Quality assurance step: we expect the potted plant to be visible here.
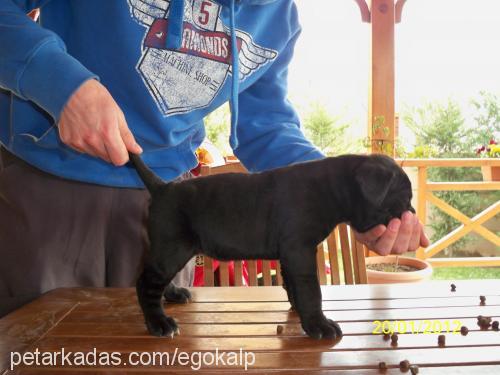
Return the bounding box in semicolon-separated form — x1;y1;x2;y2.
365;256;433;284
476;139;500;181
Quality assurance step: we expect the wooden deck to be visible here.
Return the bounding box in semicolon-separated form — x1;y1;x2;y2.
1;280;500;373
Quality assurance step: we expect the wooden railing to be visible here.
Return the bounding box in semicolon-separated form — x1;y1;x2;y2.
395;158;500;268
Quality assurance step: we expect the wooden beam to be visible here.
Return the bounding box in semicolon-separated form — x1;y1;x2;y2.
426;192;500;247
354;0;371;23
429;257;500;268
368;0;396;156
395;158;500;168
423;201;500;258
428;181;500;191
395;0;407;23
416;166;427;260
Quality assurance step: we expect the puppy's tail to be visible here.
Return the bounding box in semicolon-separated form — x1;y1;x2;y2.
129;152;164;193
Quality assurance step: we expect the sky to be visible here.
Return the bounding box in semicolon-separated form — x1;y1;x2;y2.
288;0;500;144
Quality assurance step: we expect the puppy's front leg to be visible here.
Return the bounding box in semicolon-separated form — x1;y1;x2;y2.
281;249;343;340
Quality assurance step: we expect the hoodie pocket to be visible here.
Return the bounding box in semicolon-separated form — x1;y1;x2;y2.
17;124;59;149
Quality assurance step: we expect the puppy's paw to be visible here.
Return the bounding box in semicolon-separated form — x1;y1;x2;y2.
145;314;179;338
163;285;192;304
302;316;343;340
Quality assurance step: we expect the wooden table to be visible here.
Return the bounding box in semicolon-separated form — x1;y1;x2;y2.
1;280;500;374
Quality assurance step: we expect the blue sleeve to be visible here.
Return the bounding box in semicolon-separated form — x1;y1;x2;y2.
232;24;324;172
0;1;98;122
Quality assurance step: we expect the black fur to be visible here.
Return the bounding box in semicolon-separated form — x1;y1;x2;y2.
130;153;414;339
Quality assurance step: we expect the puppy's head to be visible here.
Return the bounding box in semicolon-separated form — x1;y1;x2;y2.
349;155;414;233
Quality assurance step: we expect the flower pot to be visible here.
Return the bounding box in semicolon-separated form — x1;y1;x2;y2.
365;256;433;284
481;165;500;182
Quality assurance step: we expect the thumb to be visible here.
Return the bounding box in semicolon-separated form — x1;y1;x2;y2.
118;115;142;154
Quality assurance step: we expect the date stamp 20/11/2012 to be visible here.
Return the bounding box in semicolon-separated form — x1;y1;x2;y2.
372;320;463;335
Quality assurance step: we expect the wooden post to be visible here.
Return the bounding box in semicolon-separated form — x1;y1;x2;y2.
416;166;427;260
368;0;396;156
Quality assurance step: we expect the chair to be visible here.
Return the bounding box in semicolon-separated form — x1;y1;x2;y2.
199;161;368;286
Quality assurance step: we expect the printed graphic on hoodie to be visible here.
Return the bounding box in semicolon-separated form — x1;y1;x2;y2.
128;0;278;116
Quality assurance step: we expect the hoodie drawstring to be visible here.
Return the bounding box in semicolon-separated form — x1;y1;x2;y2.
166;0;240;149
228;0;240;149
166;0;185;50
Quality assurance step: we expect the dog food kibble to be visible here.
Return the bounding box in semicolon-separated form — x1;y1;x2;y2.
378;361;387;371
460;326;469;336
410;365;419;375
480;295;486;306
390;333;398;346
492;321;499;331
477;315;484;327
399;359;410;371
438;334;446;347
450;283;456;292
478;316;492;330
276;325;284;334
383;333;391;341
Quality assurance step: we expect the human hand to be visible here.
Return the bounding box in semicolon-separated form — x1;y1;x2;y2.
59;79;142;165
353;211;430;256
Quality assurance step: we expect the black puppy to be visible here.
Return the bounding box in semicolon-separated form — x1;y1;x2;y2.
130;153;414;339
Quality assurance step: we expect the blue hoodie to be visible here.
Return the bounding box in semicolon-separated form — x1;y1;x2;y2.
0;0;323;187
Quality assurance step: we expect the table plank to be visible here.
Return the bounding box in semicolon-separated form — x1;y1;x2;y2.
0;300;77;374
33;331;500;352
30;280;500;303
48;317;495;337
9;367;500;375
76;295;500;313
62;305;500;324
9;347;500;371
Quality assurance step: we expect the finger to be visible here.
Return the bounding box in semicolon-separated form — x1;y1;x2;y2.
66;136;99;158
67;141;87;155
391;211;414;254
408;215;422;251
354;224;386;243
84;137;111;163
372;219;400;256
419;222;430;247
118;111;142;154
102;118;129;166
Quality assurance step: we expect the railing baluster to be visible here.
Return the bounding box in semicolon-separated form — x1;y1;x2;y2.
416;165;428;260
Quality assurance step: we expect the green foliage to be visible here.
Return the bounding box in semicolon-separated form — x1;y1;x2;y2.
403;95;500;255
431;266;500;280
403;100;472;156
204;104;231;156
203;102;363;157
302;103;362;156
470;91;500;149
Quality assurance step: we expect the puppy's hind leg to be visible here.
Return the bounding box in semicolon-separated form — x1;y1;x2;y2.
280;264;296;311
164;280;192;303
136;237;195;338
281;247;342;340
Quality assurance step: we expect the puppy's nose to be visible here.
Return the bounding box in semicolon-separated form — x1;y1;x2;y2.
409;206;416;214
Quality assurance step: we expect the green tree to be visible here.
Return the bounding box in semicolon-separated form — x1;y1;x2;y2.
302;103;361;156
470;91;500;149
404;100;472;156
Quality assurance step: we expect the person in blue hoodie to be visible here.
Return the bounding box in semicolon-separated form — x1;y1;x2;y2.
0;0;429;317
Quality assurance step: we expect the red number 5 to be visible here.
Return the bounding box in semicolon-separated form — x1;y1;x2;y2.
198;1;212;25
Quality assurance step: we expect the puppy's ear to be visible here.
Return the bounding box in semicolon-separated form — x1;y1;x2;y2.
355;159;396;207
